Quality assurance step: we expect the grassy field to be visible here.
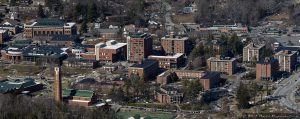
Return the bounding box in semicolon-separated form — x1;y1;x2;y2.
118;111;176;119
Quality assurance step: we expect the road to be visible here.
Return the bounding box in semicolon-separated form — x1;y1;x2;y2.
273;72;300;112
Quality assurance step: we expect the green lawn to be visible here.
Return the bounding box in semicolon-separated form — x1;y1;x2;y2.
118;111;176;119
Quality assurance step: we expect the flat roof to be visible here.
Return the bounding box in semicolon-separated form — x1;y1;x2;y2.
201;72;220;79
275;50;297;56
95;40;126;49
161;36;188;41
207;57;236;61
0;29;7;33
244;43;265;49
149;53;184;59
130;60;157;68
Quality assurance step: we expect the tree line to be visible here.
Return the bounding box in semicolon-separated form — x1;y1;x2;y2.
195;0;281;26
0;94;121;119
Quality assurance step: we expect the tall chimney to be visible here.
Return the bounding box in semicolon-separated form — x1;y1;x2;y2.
54;67;62;102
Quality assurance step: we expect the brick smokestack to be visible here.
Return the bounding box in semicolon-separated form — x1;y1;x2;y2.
54;67;62;102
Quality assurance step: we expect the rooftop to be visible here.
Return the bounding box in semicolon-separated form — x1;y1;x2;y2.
130;32;151;39
275;46;300;52
25;19;75;27
257;58;278;64
22;45;67;57
130;60;157;69
51;35;79;41
201;72;220;79
63;89;94;98
0;78;39;93
95;40;126;49
0;29;7;33
207;56;236;61
275;50;297;56
148;53;184;59
161;36;189;41
244;43;265;49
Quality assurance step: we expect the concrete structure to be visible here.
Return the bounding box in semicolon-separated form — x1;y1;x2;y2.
24;19;77;39
161;36;189;55
274;50;297;73
95;40;127;62
127;33;152;63
256;58;279;80
128;60;159;80
54;67;62;102
243;43;266;62
148;53;184;69
207;55;237;75
155;86;183;104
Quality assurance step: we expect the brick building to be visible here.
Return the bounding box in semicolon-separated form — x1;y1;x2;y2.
161;36;189;55
127;33;152;62
155;86;183;104
256;58;279;80
156;71;178;85
95;40;127;62
207;55;237;75
243;43;266;62
48;35;79;47
63;89;97;107
175;70;205;79
274;50;297;73
148;53;184;69
199;72;220;91
156;70;220;91
128;60;159;80
0;29;9;44
24;19;77;39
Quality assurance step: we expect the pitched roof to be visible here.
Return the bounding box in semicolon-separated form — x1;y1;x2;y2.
63;89;94;98
51;35;78;41
35;19;65;27
0;78;37;93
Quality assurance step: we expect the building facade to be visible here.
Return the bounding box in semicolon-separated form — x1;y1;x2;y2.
24;19;77;39
127;33;152;62
128;60;159;80
95;40;127;62
148;53;184;69
161;36;189;55
243;43;266;62
0;29;9;44
155;86;183;104
207;55;237;75
256;58;279;80
63;89;97;107
274;50;297;73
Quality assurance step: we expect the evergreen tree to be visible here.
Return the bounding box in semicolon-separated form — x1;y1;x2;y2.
236;83;251;109
80;19;88;34
87;1;97;22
